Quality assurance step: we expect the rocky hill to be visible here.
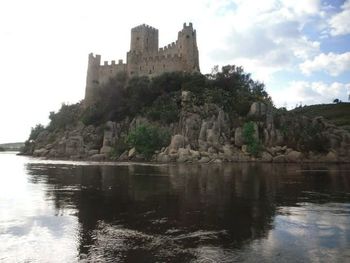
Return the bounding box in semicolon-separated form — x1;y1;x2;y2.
21;66;350;163
292;103;350;131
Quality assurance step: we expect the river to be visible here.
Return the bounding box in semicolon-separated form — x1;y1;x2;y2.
1;152;350;262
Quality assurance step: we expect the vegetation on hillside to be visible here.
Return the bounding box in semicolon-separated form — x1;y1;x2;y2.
81;65;272;126
292;103;350;131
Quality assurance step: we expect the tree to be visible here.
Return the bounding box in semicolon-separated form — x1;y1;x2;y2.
29;124;45;141
127;124;170;159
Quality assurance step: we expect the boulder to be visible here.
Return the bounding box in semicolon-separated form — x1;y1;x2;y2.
33;148;48;157
248;102;267;117
157;153;170;163
261;152;273;162
90;154;106;161
169;134;187;153
234;128;244;147
177;148;191;162
88;149;99;156
198;156;210;163
128;147;136;158
324;151;338;162
100;146;113;155
286;150;302;162
190;150;200;159
222;144;233;157
273;155;286;163
118;150;129;161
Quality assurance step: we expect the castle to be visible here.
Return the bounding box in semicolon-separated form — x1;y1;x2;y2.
85;22;200;104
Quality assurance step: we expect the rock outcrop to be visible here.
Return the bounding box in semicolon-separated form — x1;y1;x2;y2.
23;96;350;163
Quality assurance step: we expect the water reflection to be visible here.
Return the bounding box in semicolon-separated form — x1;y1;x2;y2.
1;152;350;262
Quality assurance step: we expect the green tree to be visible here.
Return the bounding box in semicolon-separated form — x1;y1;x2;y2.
127;124;170;159
243;121;262;156
29;124;45;141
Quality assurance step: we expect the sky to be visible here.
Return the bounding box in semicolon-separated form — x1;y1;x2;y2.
0;0;349;143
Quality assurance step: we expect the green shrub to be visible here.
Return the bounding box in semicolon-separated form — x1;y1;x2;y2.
127;124;170;159
146;93;180;124
243;121;262;156
48;103;81;131
111;138;129;157
81;103;106;126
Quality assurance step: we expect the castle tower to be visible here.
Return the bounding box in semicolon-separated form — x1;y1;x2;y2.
177;22;200;72
130;24;159;53
127;24;159;76
85;53;101;105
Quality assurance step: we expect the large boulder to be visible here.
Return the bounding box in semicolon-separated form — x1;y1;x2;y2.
169;134;187;153
248;102;267;117
177;148;191;163
273;155;286;163
286;150;302;163
261;152;273;162
323;151;338;162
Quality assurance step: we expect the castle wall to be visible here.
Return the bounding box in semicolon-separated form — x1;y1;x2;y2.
98;60;127;85
137;54;184;76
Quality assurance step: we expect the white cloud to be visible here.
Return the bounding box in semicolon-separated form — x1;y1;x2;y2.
209;0;322;83
300;52;350;76
329;0;350;36
270;81;350;108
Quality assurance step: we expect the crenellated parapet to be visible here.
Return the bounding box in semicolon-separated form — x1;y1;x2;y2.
85;23;200;105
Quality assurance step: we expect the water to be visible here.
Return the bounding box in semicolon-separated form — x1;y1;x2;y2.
1;152;350;262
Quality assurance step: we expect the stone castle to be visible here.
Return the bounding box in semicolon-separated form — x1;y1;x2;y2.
85;22;200;104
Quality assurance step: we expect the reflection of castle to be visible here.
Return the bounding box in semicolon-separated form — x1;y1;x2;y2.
85;23;200;104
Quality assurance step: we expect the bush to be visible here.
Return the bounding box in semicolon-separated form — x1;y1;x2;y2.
81;103;106;126
146;93;180;124
127;124;170;159
48;103;81;131
243;121;262;156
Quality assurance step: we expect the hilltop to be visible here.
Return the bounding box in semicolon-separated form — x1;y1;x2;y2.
292;103;350;131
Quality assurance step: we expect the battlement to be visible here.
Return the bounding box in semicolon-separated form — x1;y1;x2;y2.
183;22;193;29
131;24;158;32
101;59;125;66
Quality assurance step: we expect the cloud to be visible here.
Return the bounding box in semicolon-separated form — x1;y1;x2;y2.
300;52;350;76
329;0;350;36
270;81;350;108
211;23;320;82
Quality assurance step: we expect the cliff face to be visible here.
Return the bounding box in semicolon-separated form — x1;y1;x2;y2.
23;91;350;163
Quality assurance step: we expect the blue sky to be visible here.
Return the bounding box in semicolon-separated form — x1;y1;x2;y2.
0;0;349;143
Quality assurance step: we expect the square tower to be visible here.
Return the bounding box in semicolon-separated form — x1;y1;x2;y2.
130;24;159;54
